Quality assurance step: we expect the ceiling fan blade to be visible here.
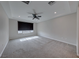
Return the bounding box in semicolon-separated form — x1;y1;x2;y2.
38;16;41;17
33;9;36;14
36;17;39;20
32;14;35;16
36;12;43;15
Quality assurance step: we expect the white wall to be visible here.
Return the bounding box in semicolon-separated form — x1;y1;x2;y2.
0;3;9;57
37;13;77;46
9;19;37;39
77;6;79;56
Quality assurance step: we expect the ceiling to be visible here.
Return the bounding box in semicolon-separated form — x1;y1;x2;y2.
0;1;78;23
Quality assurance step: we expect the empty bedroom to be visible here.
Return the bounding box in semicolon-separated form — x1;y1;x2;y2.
0;1;79;58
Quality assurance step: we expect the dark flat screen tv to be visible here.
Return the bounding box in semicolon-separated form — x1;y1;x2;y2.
18;21;33;31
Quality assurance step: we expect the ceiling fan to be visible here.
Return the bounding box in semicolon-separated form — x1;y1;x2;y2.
28;9;42;20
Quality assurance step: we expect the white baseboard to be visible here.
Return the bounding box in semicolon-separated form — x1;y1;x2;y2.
0;41;9;57
39;35;76;46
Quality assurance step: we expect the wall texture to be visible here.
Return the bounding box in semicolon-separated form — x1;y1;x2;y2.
0;3;9;57
9;19;37;39
37;13;77;46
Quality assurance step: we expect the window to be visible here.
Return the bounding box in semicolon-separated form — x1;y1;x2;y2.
18;21;33;31
18;21;34;34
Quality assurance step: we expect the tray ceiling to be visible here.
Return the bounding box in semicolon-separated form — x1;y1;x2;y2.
0;1;78;23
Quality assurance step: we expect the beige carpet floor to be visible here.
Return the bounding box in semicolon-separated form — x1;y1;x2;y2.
1;36;78;58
